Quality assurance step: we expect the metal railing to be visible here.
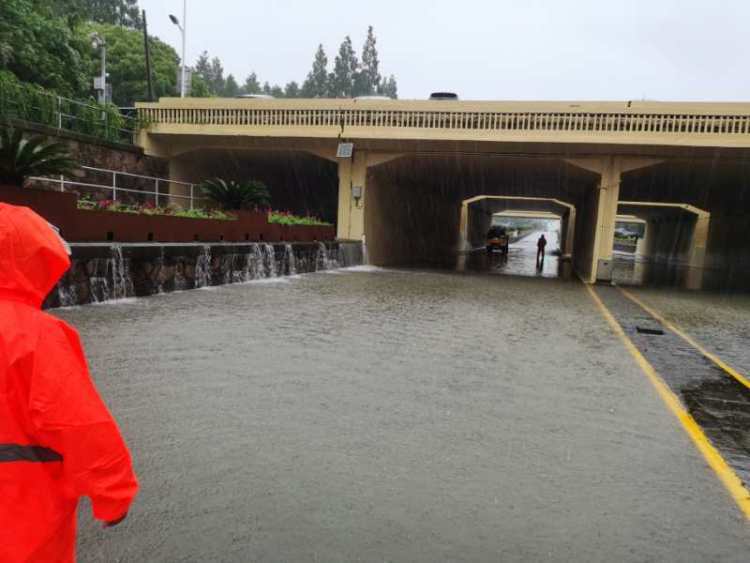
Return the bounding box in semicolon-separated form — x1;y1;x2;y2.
29;166;204;209
0;84;139;144
137;104;750;137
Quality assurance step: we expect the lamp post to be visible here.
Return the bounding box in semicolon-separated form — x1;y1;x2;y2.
90;32;107;104
169;0;187;98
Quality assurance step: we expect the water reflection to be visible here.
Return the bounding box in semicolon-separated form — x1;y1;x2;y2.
457;230;571;280
612;252;702;290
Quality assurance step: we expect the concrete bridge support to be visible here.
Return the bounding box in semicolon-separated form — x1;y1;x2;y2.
566;157;661;282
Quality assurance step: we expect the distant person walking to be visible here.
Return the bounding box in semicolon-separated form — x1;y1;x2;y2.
536;234;547;267
0;204;139;563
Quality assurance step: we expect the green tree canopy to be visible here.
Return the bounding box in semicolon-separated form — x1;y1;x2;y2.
284;81;300;98
80;22;178;106
330;36;358;98
380;75;398;99
0;0;89;96
354;25;381;96
75;0;141;27
242;72;261;94
301;44;329;98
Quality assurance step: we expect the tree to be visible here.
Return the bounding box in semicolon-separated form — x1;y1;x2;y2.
380;74;398;99
0;0;89;96
74;0;141;27
223;74;239;97
301;44;329;98
190;73;211;97
270;84;284;98
0;127;77;187
79;22;178;106
193;51;225;96
284;81;300;98
262;82;272;95
209;57;225;94
330;36;358;98
201;178;271;211
354;25;381;96
242;72;261;94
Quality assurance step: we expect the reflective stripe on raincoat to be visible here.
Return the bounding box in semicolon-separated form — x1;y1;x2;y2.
0;203;138;562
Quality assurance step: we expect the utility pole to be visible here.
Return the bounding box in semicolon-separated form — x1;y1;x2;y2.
142;10;155;101
170;0;188;97
181;0;187;98
91;32;107;104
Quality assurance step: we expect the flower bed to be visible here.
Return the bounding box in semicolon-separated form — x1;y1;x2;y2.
77;197;236;221
1;186;336;243
269;210;332;226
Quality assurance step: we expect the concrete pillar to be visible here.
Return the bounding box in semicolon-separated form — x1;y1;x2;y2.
563;208;576;258
566;156;661;283
458;203;471;251
593;157;622;282
336;150;368;241
686;211;710;290
168;157;201;209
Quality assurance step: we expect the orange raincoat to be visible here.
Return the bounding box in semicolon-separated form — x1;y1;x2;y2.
0;203;138;562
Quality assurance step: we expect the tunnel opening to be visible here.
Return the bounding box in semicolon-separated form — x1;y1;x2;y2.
619;156;750;292
457;196;573;280
364;154;597;279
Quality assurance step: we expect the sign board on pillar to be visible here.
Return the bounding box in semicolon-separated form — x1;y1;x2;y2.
336;143;354;159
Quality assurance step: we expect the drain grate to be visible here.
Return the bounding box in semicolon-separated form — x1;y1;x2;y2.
636;325;665;335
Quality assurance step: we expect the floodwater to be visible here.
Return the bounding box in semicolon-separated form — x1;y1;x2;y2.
460;229;565;279
54;269;750;562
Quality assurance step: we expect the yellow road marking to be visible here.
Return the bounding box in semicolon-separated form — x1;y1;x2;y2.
584;284;750;520
619;288;750;391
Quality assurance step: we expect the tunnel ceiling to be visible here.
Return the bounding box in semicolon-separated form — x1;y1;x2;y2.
620;156;750;213
368;154;599;205
472;198;570;217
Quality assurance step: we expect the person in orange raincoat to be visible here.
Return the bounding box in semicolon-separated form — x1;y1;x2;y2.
0;203;139;562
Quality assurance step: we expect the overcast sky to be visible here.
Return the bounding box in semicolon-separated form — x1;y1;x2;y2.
138;0;749;101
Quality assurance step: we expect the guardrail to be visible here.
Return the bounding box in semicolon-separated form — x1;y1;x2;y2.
29;166;204;209
0;83;138;144
136;101;750;137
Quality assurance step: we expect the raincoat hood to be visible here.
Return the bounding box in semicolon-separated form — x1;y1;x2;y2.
0;203;70;307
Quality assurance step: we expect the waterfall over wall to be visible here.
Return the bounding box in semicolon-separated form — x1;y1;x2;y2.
49;242;363;308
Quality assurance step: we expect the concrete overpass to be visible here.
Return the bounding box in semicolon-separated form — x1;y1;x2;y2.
135;97;750;285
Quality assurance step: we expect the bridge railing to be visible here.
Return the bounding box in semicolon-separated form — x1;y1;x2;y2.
137;103;750;137
29;165;204;209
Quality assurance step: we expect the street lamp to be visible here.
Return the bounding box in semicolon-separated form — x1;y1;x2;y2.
90;32;107;104
169;0;187;98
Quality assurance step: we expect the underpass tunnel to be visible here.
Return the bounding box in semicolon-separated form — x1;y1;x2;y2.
363;154;597;269
613;202;709;289
168;148;338;222
620;157;750;290
461;196;574;258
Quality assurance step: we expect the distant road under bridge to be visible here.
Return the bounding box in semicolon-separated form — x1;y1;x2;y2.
135;98;750;286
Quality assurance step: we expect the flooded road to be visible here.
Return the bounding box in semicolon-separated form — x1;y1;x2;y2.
461;230;564;279
55;269;749;562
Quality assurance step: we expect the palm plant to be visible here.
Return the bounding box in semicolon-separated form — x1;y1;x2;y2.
200;178;271;211
0;126;77;187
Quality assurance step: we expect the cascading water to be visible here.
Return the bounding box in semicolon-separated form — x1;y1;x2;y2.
194;245;212;288
316;242;339;271
285;244;297;275
111;244;134;300
263;244;278;278
57;282;78;307
50;241;363;307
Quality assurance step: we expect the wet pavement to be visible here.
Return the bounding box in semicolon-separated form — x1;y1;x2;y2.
628;288;750;378
54;270;750;562
594;285;750;489
460;230;564;279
